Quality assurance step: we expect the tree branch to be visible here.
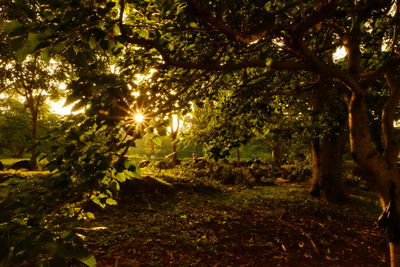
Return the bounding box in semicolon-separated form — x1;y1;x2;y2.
290;33;365;95
293;0;339;34
382;72;400;165
187;0;277;44
121;32;308;72
359;58;400;84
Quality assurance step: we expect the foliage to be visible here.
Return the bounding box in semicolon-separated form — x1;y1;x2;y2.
0;98;62;158
0;174;96;266
0;99;31;157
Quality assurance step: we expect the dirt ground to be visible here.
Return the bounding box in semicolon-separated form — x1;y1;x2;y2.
82;176;388;267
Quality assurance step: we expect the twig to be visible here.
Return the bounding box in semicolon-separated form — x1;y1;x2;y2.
278;218;320;254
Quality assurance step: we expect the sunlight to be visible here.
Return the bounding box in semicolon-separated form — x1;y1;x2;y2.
134;112;145;123
48;98;84;116
333;46;346;61
49;100;71;115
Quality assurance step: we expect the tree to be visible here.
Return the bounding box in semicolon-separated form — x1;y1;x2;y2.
0;98;31;157
0;24;67;168
3;0;400;264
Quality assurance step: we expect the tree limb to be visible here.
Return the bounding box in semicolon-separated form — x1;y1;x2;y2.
382;72;400;165
187;0;277;44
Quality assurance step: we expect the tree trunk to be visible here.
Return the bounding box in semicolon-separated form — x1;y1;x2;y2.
170;114;180;167
347;92;400;266
16;147;25;158
171;142;178;166
30;110;38;170
309;132;348;203
391;243;400;267
309;86;348;203
235;147;240;163
271;142;283;167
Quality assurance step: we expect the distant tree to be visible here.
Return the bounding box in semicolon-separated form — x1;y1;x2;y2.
0;49;67;168
0;98;31;157
0;97;62;158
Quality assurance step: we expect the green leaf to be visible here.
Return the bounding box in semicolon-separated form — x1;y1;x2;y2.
71;100;85;112
73;45;80;54
10;37;25;52
139;29;149;38
106;198;117;205
115;172;126;182
76;253;96;267
110;180;120;193
89;36;97;49
50;41;66;54
15;48;28;62
266;58;273;67
152;136;162;146
26;32;43;52
2;21;23;34
86;212;95;219
91;197;105;208
40;48;51;64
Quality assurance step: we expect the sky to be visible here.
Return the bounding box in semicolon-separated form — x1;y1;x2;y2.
48;99;74;115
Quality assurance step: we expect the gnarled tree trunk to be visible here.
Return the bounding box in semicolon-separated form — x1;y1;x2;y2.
347;87;400;266
309;86;348;203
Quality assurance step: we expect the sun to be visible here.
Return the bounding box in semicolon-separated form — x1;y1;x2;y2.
134;112;145;123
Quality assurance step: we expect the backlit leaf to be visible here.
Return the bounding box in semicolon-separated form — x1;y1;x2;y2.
106;198;117;205
2;21;23;34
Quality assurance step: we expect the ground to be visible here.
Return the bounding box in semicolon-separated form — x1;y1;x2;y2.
78;169;388;267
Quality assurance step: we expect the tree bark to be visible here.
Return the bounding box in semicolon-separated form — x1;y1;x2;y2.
29;104;38;170
271;142;283;167
170;114;180;166
16;147;25;158
347;91;400;266
235;147;240;163
309;132;348;203
171;142;178;166
390;243;400;267
309;86;348;203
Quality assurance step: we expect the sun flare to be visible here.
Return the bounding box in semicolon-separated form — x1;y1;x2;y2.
134;113;145;123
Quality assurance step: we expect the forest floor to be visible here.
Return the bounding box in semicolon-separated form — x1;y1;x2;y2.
81;168;388;267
